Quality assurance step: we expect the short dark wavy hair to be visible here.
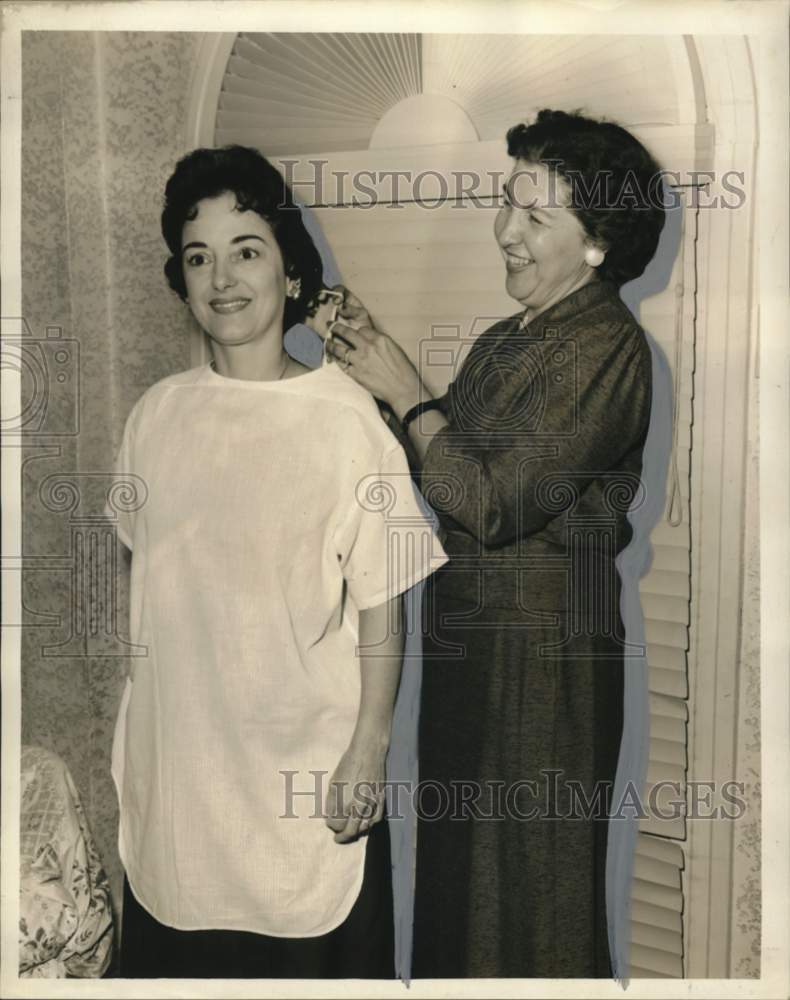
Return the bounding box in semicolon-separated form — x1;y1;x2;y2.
161;145;323;329
506;110;666;287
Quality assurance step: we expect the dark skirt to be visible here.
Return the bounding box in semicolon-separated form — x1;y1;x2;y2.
412;578;625;978
120;817;394;979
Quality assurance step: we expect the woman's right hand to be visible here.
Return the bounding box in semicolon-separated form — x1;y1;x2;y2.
325;739;387;844
325;287;425;416
333;285;374;330
304;287;347;340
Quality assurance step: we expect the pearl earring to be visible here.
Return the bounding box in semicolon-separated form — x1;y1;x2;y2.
288;279;302;300
584;247;605;268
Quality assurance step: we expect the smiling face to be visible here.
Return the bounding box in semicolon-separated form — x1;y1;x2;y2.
181;191;298;348
494;160;598;315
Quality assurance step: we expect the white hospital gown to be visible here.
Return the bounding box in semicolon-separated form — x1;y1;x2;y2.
109;361;447;936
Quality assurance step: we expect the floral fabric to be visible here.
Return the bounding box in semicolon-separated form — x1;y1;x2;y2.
19;746;114;978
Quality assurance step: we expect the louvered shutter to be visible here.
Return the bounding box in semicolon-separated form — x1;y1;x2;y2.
638;217;695;842
631;835;685;977
206;31;702;980
624;199;698;978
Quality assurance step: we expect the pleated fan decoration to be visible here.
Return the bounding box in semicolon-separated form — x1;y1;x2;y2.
217;33;423;155
420;34;682;138
215;33;681;156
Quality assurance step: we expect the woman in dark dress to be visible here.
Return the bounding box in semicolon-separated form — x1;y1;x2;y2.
326;109;666;978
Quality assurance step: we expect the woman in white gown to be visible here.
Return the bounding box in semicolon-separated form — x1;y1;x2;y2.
109;145;446;978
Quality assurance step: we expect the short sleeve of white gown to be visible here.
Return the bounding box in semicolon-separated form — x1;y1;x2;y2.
335;441;448;611
104;398;145;551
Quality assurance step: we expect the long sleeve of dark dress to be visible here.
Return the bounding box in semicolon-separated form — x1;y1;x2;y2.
419;278;652;613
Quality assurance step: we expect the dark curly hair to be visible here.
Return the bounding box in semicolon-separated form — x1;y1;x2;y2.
161;145;323;329
506;110;666;287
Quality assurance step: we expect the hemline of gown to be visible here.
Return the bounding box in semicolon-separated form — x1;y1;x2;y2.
120;818;395;980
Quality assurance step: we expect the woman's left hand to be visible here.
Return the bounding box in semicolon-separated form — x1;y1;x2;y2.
325;738;387;844
327;288;424;416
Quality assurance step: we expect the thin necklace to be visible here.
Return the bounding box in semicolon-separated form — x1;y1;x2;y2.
210;355;290;380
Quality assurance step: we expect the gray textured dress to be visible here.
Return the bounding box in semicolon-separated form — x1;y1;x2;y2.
411;279;653;978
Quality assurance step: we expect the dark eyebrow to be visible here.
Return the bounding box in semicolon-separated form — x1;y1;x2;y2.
182;235;268;254
231;234;268;245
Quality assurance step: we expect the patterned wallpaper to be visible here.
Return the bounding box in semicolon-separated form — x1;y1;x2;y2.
21;31;200;925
